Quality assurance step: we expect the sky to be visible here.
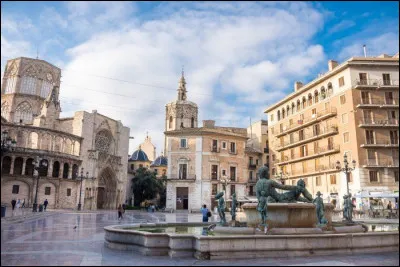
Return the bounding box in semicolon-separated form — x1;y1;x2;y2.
1;1;399;157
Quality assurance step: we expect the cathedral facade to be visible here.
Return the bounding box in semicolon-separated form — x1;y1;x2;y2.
1;57;130;210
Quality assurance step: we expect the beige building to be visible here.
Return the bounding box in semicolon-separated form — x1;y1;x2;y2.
164;73;266;211
265;53;399;206
1;57;130;210
140;134;156;161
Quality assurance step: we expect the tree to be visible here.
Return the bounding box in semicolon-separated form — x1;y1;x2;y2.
131;167;165;207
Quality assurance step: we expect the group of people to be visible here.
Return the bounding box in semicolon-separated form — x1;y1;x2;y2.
11;199;49;211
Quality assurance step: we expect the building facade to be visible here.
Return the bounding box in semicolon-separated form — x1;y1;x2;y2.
265;53;399;206
1;57;130;210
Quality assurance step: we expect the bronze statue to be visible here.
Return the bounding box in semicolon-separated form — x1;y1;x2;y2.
257;190;268;226
231;192;237;221
215;191;226;225
343;193;355;222
313;191;327;225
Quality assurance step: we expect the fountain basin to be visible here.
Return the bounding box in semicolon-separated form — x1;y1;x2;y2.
241;203;334;228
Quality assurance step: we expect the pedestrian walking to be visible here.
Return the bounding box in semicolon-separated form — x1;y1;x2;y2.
44;199;49;211
11;199;16;211
21;199;26;208
200;204;210;222
117;204;124;221
16;199;21;209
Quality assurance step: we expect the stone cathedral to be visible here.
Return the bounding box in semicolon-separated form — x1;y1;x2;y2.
1;57;130;210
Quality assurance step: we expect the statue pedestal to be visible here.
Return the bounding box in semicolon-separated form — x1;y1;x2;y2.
242;203;334;228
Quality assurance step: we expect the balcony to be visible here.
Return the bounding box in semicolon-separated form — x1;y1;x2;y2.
276;125;338;152
276;144;340;165
353;79;399;90
360;138;399;148
248;163;257;170
362;159;399;168
275;107;337;137
264;148;269;153
356;98;399;109
228;150;238;155
12;147;81;161
168;176;196;181
211;146;220;153
358;119;399;128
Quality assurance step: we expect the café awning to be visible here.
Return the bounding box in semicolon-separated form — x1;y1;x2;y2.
354;191;399;198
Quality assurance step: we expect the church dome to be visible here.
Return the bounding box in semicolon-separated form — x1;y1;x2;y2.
151;155;168;167
129;148;149;162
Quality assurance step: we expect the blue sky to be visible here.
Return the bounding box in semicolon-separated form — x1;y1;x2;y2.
1;1;399;155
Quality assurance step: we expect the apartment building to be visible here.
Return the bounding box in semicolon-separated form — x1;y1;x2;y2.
265;53;399;206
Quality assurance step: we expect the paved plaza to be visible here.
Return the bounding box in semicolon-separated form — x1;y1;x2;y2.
1;210;399;266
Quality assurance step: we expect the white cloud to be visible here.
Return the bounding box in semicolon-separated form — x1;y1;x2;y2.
328;20;356;34
40;7;68;29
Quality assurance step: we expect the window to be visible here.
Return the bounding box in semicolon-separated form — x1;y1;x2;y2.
299;130;304;141
222;170;226;176
363;110;373;123
312;108;317;117
385;92;394;105
328;137;334;150
256;159;259;165
321;87;326;100
361;92;370;104
389;110;397;120
14;102;33;124
314;91;319;103
40;81;52;98
277;110;281;121
313;141;319;153
366;130;374;144
211;165;218;180
300;145;307;157
330;174;336;185
212;140;218;152
212;184;218;195
180;138;187;148
249;171;253;180
308;94;312;106
338;77;345;87
290;148;295;159
5;76;17;94
382;73;391;85
342;113;348;123
390;131;398;145
191;117;194;128
280;137;284;147
313;124;320;136
369;171;378;182
270;114;274;122
249;186;254;196
21;76;37;95
222;142;227;149
395;171;399;182
297;100;301;111
289;133;294;143
230;166;236;181
12;185;19;194
179;164;187;179
359;73;367;84
230;142;236;153
67;188;71;196
230;184;235;195
340;95;346;105
343;132;349;143
169;116;173;129
280;123;283;133
316;176;321;186
280;152;285;161
45;187;51;195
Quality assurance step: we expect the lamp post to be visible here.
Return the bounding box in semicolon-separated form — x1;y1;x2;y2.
32;156;48;212
77;168;89;211
336;153;356;197
1;130;16;156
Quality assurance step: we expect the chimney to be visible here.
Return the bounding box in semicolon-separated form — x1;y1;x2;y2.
202;120;215;128
328;60;338;71
294;81;303;91
363;45;367;58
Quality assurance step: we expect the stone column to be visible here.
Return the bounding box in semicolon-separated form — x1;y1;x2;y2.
59;162;64;178
9;156;15;175
22;158;27;176
47;159;53;178
68;164;73;179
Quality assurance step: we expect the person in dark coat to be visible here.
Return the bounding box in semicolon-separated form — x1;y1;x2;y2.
11;199;17;211
44;199;49;211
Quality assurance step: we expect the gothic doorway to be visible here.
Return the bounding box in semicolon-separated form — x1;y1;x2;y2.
96;167;117;209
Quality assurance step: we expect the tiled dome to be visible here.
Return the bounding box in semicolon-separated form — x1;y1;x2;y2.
151;155;168;167
129;148;149;162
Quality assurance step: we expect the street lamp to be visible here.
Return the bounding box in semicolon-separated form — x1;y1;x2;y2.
32;156;48;212
77;168;95;211
336;153;356;196
1;130;16;156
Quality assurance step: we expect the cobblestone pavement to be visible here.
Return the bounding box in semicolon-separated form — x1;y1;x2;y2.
1;210;399;266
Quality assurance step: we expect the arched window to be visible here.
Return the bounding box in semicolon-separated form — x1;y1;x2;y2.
63;163;69;178
5;77;16;94
52;161;60;178
327;82;333;96
72;164;79;179
191;117;194;128
38;159;48;177
1;102;9;119
2;156;11;174
296;100;301;111
308;93;313;106
14;102;33;124
277;110;281;121
321;87;326;100
40;81;52;98
286;105;290;116
25;158;34;175
169;116;173;129
13;157;23;175
282;108;285;119
302;97;307;109
314;90;319;103
20;76;37;95
291;103;295;114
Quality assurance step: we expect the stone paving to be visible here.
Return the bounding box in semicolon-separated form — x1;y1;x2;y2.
1;210;399;266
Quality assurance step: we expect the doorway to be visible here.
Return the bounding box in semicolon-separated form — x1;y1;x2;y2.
176;187;188;210
97;187;105;209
